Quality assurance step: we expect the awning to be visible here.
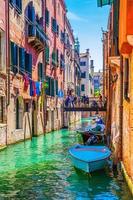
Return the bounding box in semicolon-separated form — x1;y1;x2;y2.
97;0;113;7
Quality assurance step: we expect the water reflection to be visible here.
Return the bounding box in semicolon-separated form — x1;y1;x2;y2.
0;121;132;199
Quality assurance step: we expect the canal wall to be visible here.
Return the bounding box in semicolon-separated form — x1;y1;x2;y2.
121;162;133;196
63;112;81;127
0;124;7;148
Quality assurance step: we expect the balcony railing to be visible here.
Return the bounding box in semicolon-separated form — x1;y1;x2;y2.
27;22;48;52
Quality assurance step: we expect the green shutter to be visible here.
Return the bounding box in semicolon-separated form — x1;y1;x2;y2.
52;50;57;66
97;0;113;7
55;80;58;96
45;9;49;26
45;46;49;63
38;63;44;81
50;78;55;97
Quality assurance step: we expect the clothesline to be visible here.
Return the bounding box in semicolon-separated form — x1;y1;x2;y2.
10;64;47;83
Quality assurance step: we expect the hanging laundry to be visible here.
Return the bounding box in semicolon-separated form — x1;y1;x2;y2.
30;80;36;97
35;82;41;96
23;75;29;91
30;80;33;96
32;81;36;97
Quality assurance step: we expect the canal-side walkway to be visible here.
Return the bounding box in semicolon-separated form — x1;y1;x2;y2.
0;122;132;199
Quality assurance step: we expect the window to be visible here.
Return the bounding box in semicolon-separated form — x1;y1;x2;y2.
61;31;65;43
19;47;25;74
81;72;86;78
56;24;59;36
55;80;58;95
97;0;113;7
10;0;22;14
45;76;56;97
52;50;57;66
10;41;32;77
45;8;50;26
0;97;6;123
25;52;32;78
80;61;86;66
45;46;50;63
38;62;44;81
124;58;130;101
16;98;23;129
51;78;55;97
81;84;85;92
10;41;19;74
60;54;65;69
0;31;6;72
51;18;57;33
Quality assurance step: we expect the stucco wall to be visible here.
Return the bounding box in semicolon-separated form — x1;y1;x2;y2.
122;50;133;179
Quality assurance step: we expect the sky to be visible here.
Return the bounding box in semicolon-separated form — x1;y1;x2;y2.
65;0;110;71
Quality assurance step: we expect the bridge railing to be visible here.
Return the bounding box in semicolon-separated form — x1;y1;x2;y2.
63;97;107;110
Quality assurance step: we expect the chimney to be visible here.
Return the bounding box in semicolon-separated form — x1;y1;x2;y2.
86;48;89;54
90;60;94;75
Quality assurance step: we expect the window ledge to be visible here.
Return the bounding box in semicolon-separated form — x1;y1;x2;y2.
0;124;7;128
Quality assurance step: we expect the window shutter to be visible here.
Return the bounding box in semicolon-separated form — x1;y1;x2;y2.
25;52;32;77
29;54;32;78
9;0;15;5
56;24;59;35
10;41;14;72
16;0;22;14
28;5;32;20
45;46;49;63
50;78;55;97
55;80;58;96
19;47;25;74
52;18;57;33
38;62;44;81
45;9;50;26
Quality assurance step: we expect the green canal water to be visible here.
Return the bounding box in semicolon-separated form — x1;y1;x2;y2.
0;121;132;199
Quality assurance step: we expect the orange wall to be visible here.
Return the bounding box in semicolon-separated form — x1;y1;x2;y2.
0;0;5;31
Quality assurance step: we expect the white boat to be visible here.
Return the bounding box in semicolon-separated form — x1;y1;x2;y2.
69;144;111;173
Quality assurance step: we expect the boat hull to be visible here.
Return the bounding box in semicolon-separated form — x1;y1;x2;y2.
69;145;111;173
70;154;108;173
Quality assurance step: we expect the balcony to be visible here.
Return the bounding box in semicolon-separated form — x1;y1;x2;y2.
27;22;48;53
119;0;133;54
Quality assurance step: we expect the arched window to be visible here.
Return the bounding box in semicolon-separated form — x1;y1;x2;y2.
25;2;36;36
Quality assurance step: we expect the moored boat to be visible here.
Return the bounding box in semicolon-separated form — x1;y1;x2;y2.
69;144;111;173
80;129;105;144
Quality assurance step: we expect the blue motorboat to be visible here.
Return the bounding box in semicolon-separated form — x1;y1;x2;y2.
69;144;111;173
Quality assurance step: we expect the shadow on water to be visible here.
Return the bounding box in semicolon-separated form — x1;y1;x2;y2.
0;120;132;199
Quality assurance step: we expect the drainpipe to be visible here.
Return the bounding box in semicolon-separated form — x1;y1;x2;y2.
102;33;105;98
5;0;10;145
6;1;10;106
42;0;47;133
119;55;123;161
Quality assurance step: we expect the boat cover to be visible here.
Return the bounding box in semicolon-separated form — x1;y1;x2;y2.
69;144;111;163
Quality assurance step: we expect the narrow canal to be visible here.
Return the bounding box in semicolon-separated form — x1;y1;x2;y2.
0;120;132;199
